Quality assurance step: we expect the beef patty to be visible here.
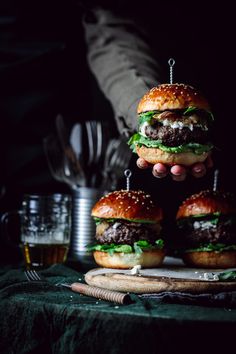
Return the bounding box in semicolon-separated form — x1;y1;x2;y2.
95;220;161;245
145;122;209;147
178;219;236;249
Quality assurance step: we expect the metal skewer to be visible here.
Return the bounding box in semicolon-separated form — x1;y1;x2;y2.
213;169;219;191
168;58;175;84
124;169;132;191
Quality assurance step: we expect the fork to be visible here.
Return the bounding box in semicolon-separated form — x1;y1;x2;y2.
55;115;86;187
43;134;86;188
43;134;74;187
85;120;104;187
24;270;131;305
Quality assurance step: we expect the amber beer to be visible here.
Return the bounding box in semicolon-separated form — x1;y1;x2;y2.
20;194;71;268
22;242;70;268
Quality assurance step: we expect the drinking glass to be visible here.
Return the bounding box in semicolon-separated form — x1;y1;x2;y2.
1;193;71;268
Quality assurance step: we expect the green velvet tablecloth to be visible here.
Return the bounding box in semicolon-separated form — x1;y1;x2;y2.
0;264;236;354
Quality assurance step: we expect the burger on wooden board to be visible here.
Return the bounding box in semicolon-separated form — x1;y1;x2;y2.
89;190;165;269
176;190;236;268
128;83;214;166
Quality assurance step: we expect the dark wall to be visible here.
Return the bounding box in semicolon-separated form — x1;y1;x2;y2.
1;0;235;204
95;0;235;195
110;0;236;227
0;0;235;262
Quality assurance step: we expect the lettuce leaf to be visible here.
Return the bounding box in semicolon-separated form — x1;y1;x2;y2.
177;213;236;228
138;111;159;125
218;271;236;281
189;212;221;218
93;216;158;225
87;239;164;254
186;243;236;253
183;106;214;121
137;107;214;125
128;133;213;155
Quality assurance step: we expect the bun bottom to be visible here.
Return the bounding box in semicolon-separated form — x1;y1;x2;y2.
183;251;236;268
136;145;209;166
93;249;165;269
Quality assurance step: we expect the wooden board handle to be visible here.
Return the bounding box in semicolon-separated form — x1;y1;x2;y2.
71;282;132;305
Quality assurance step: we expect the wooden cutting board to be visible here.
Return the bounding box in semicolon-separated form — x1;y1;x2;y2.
85;257;236;294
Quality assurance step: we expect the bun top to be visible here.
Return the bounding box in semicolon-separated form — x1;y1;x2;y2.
176;190;236;219
137;83;210;113
92;189;163;222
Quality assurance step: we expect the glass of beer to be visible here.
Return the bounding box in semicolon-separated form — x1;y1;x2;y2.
21;194;71;268
2;193;71;268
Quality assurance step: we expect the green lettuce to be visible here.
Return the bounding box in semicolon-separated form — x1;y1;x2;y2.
138;111;159;125
182;106;214;121
185;243;236;253
177;213;236;228
218;271;236;281
87;239;164;255
93;217;157;225
128;133;213;155
138;107;214;125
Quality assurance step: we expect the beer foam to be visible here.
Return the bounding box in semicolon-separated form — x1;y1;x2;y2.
21;230;68;244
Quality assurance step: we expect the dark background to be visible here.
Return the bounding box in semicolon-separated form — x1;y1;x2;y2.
109;0;235;208
0;0;235;260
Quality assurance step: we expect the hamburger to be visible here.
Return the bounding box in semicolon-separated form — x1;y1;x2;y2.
176;190;236;268
128;83;214;166
89;190;165;269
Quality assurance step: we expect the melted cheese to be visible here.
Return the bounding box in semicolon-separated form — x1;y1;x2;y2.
139;114;208;137
193;220;217;230
96;221;110;236
139;121;150;137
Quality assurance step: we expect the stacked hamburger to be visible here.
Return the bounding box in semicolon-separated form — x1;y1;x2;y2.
176;190;236;268
128;83;214;166
89;190;165;269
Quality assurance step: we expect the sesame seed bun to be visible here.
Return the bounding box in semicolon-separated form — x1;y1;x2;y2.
183;251;236;268
177;190;236;268
133;83;213;166
137;83;210;114
136;145;209;166
91;190;165;269
93;249;166;269
92;189;163;222
176;190;236;219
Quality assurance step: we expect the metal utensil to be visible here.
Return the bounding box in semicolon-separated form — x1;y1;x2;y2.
55;114;69;151
70;123;83;167
24;269;131;304
43;134;76;188
54;115;86;187
85;120;104;187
